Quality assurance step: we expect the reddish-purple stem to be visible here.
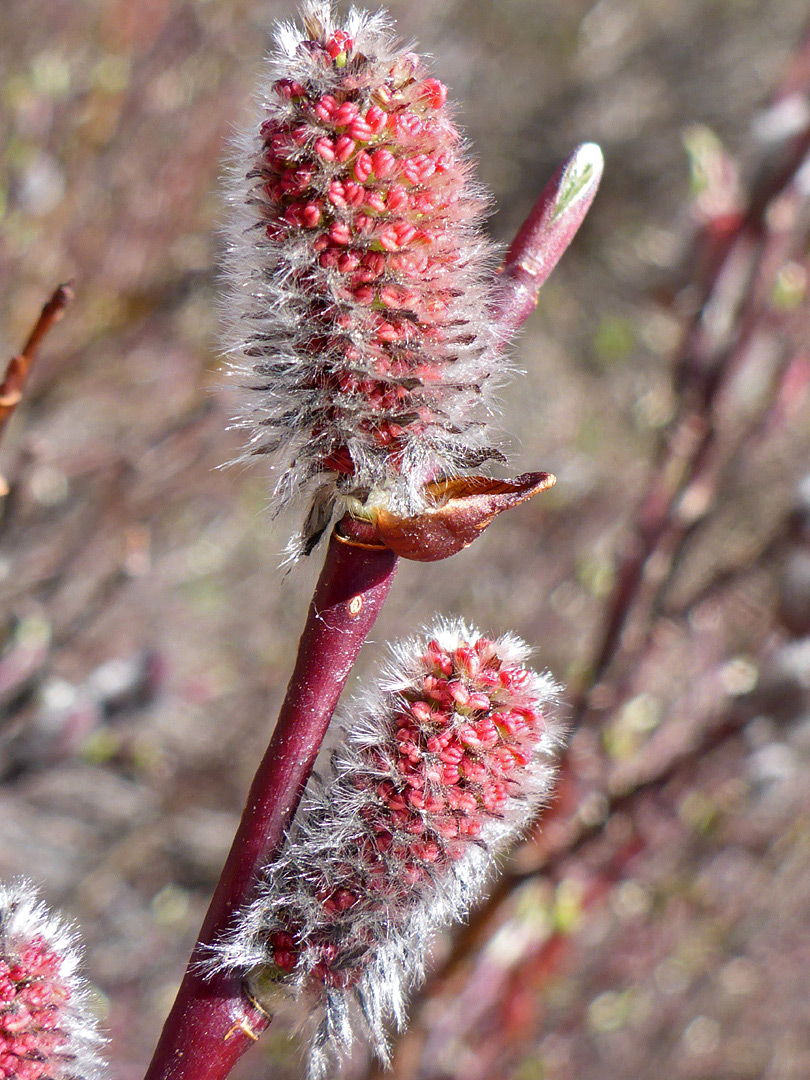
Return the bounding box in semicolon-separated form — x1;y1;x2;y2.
144;523;398;1080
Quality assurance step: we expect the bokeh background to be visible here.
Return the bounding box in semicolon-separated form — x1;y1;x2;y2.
3;1;810;1078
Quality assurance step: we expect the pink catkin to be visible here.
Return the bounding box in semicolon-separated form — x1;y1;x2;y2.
214;620;562;1077
0;882;105;1080
223;2;503;553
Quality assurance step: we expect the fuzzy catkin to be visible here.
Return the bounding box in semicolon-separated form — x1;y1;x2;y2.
214;621;563;1077
223;2;504;552
0;881;106;1080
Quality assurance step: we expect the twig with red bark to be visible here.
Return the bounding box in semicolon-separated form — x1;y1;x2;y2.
0;284;74;492
1;284;73;439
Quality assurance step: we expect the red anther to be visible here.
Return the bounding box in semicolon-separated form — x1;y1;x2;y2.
510;711;528;733
425;732;449;754
326;30;353;60
284;204;304;227
329;222;352;245
364;191;386;212
328;180;347;206
332;101;360;126
475;721;499;750
365;104;388;133
378;226;399;252
492;709;517;735
433;148;454;173
434;816;459;838
411;840;440;863
400;159;419;185
344;181;365;206
426;642;453;675
314;94;338;121
369;148;395;178
279;171;298;193
353;150;373;182
391;112;423;139
401;864;421;886
335;135;356;162
476;667;500;689
510;745;532;768
412;190;439;214
3;1006;32;1032
273;77;303;99
453;645;477;672
458;816;482;837
379;285;404;309
269;130;293;154
481;781;508;811
394;222;416;246
490;746;516;774
374;830;393;852
301;202;322;227
376;321;402;343
459;757;486;782
450;682;471;707
337;252;360;273
315;136;336;161
349;117;374;141
410;700;433;724
361;250;386;276
501;666;531;688
458;725;480;747
445;788;478;815
419;78;447;109
397;740;420;763
438;744;464;765
416;154;436;181
468;692;491;712
332;889;358;911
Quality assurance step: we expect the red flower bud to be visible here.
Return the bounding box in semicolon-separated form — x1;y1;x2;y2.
214;621;563;1078
223;2;503;555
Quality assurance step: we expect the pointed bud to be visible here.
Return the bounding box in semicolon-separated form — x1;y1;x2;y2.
496;142;603;337
224;2;505;549
0;881;106;1080
213;621;563;1077
369;471;556;560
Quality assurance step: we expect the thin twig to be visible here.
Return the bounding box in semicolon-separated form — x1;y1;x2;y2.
0;283;74;447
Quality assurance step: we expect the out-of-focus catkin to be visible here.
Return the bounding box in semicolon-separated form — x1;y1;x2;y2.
0;881;106;1080
213;621;563;1077
223;2;505;552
